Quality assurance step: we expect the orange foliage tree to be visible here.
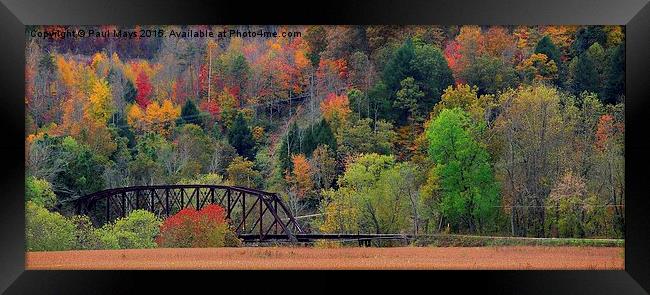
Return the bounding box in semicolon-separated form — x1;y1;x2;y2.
286;154;314;199
320;92;351;134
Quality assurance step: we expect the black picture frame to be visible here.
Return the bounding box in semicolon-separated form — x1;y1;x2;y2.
1;0;649;294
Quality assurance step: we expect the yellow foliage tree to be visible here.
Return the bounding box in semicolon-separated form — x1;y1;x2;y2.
320;188;360;234
127;99;180;136
87;78;114;124
252;126;265;142
127;103;146;131
516;53;558;83
431;84;491;122
90;52;110;77
541;26;576;56
56;55;78;91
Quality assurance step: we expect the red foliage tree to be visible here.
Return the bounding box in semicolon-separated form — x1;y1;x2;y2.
171;77;187;105
200;99;221;120
198;63;209;100
595;114;620;152
135;70;152;108
444;40;463;84
156;204;228;248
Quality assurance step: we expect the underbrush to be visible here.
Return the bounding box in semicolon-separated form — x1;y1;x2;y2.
26;202;241;251
413;234;624;247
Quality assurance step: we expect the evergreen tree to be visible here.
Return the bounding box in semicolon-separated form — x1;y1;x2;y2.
227;112;256;160
573;26;607;55
382;39;417;96
124;79;137;104
177;99;203;127
302;119;337;157
572;53;600;96
535;36;562;66
535;35;563;86
313;119;337;154
382;39;453;124
604;44;625;104
302;127;316;156
279;122;301;173
410;43;454;113
111;114;136;149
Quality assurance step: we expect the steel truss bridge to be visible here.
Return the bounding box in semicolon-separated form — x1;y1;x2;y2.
73;185;409;244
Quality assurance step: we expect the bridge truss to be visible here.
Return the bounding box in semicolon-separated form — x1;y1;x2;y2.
73;185;303;242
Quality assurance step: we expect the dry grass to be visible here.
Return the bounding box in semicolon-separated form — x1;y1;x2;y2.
26;246;624;270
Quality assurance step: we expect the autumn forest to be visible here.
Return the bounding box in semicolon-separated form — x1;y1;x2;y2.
25;25;625;241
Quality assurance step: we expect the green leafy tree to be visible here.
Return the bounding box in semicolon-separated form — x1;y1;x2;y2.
26;201;77;251
25;176;57;209
111;210;161;248
321;154;417;235
367;81;393;122
493;84;570;237
462;55;518;95
337;118;396;160
70;215;103;250
371;162;419;234
129;132;167;185
56;136;107;202
178;173;225;185
226;156;262;188
112;115;136;149
382;39;417;96
410;43;455;113
95;209;162;249
426;108;500;233
304;26;328;67
395;77;425;123
572;26;607;55
319;188;360;234
209;139;237;175
172;124;215;179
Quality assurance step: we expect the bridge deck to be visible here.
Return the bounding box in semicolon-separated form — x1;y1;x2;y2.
239;233;410;242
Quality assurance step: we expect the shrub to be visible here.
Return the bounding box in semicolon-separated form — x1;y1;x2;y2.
224;227;243;247
112;210;161;248
157;204;237;248
95;225;120;249
93;210;161;249
314;240;342;248
26;201;76;251
70;215;103;250
25;177;57;209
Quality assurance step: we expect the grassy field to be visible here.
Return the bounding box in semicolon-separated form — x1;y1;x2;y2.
26;246;624;270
